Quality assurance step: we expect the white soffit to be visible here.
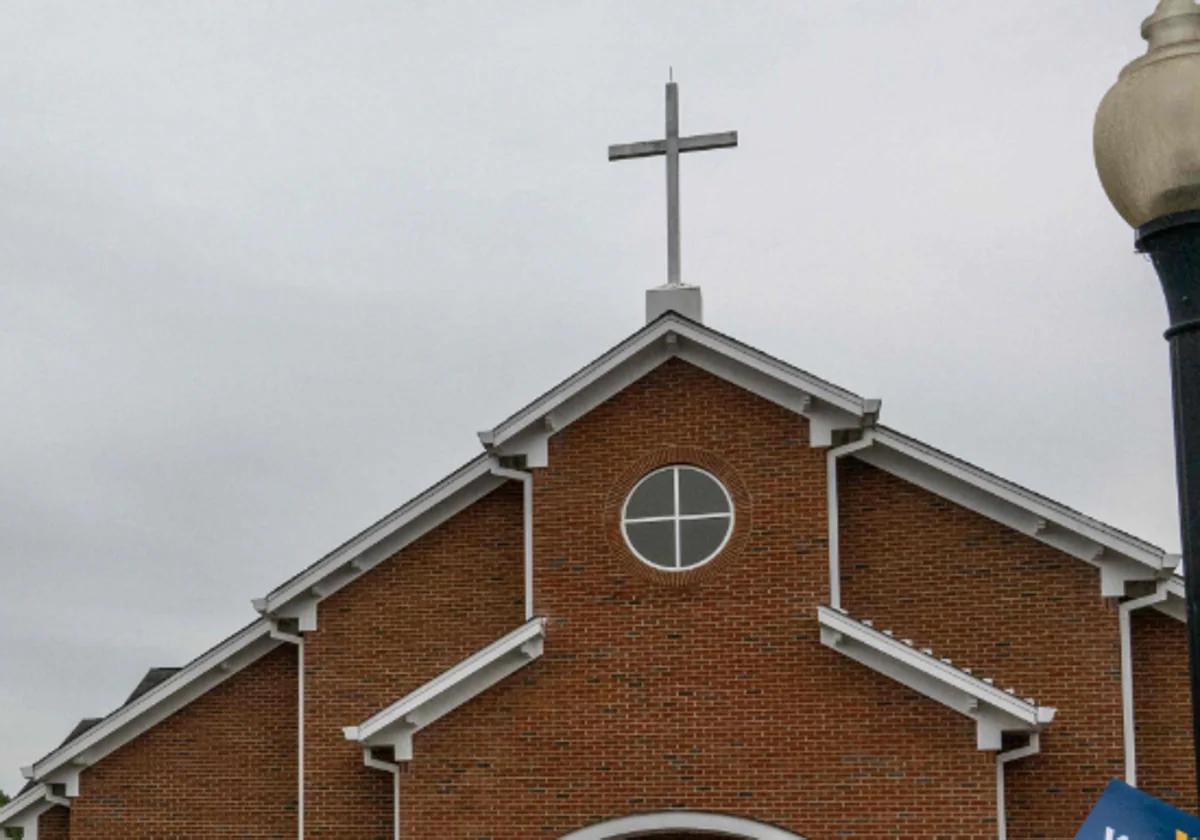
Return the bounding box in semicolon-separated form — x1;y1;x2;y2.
856;427;1173;585
818;606;1055;751
1155;576;1187;622
0;785;53;831
478;314;878;460
344;618;545;761
30;620;280;787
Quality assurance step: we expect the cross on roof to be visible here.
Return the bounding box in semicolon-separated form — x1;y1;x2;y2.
609;80;738;288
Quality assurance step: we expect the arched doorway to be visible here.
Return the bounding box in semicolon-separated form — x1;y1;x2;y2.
557;812;808;840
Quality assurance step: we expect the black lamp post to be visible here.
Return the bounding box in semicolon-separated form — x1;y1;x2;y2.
1096;0;1200;808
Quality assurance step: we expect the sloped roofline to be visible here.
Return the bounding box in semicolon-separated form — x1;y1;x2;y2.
10;314;1179;791
819;606;1055;750
344;618;545;758
479;312;873;450
260;454;497;612
0;784;52;830
28;620;278;784
867;427;1170;571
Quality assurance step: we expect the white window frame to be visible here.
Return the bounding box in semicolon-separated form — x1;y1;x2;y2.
621;464;734;571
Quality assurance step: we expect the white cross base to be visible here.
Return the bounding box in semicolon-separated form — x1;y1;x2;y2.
646;283;703;324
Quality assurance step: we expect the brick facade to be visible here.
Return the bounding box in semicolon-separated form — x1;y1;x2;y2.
838;458;1126;838
303;481;525;838
12;357;1194;839
37;805;69;840
1133;607;1197;813
70;645;298;839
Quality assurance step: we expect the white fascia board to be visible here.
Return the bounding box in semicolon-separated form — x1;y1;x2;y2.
1154;575;1187;622
345;618;545;757
481;315;871;453
261;455;502;614
32;620;279;781
0;785;51;828
862;428;1170;575
818;606;1055;747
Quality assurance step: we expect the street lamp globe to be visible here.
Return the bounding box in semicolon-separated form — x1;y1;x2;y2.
1095;0;1200;230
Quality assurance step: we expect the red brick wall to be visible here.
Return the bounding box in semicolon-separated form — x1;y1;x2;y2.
302;481;525;838
1132;607;1197;812
51;357;1194;839
392;359;998;840
38;805;70;840
70;644;298;839
838;457;1125;838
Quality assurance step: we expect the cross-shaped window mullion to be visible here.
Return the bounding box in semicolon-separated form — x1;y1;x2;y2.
673;467;682;569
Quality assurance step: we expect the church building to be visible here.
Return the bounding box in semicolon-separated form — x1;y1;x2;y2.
1;84;1195;840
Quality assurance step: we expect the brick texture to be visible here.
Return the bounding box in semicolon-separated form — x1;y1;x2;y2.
838;457;1132;838
1133;607;1197;812
37;357;1196;839
38;805;70;840
70;645;298;839
394;359;998;839
302;481;525;838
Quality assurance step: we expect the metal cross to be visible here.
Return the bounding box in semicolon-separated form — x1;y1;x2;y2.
609;81;738;287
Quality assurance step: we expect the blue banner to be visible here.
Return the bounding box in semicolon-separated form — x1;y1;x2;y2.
1075;779;1200;839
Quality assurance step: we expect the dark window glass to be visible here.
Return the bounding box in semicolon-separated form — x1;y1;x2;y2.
679;518;730;567
625;469;676;519
625;520;677;568
678;467;730;515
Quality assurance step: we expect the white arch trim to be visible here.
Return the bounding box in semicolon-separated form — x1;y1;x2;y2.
558;811;808;840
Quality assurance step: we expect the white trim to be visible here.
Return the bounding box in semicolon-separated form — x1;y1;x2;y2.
557;811;807;840
32;620;280;783
261;455;503;617
818;606;1055;750
1154;574;1187;621
344;619;545;759
490;465;535;621
1119;581;1170;787
621;465;734;571
827;433;875;608
480;314;873;459
855;428;1172;585
362;749;400;840
0;784;55;835
997;734;1040;840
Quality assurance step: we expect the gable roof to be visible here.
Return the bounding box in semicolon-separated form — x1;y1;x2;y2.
7;312;1179;799
479;312;878;456
124;668;181;706
0;784;58;832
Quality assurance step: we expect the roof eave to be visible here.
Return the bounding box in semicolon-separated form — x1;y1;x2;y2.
345;618;545;760
818;606;1053;750
481;314;874;456
30;620;278;782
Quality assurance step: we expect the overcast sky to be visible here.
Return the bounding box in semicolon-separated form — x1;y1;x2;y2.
0;1;1177;793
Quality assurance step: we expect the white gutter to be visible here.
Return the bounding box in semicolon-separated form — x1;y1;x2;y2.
363;749;400;840
1119;580;1169;787
490;464;534;620
270;626;304;840
826;433;875;609
996;733;1040;840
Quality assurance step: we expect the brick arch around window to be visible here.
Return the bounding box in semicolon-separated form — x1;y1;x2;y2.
557;811;807;840
603;445;752;589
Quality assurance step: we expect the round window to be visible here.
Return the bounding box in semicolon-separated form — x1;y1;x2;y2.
621;465;734;570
